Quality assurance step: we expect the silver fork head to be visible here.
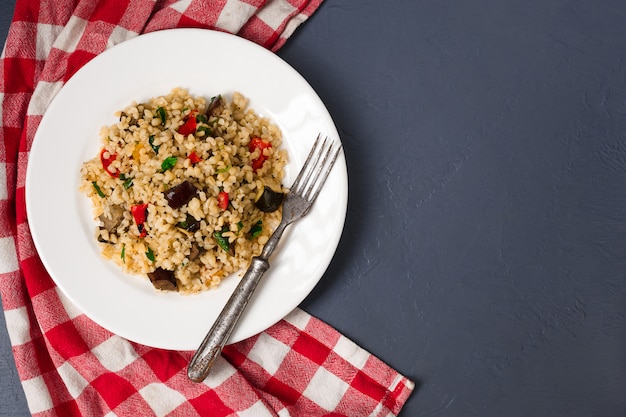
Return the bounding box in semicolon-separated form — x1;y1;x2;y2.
283;133;342;220
291;133;342;201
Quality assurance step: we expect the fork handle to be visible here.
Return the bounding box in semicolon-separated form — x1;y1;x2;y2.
187;255;269;382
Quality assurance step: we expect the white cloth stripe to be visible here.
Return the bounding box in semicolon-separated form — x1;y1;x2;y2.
52;16;87;53
0;161;8;200
21;376;54;413
27;81;63;116
283;308;310;331
216;0;256;33
247;333;290;375
0;236;18;273
36;23;64;60
139;383;187;416
257;0;297;30
57;361;89;398
280;12;308;41
4;306;32;345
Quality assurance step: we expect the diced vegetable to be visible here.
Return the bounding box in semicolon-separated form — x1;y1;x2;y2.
206;95;224;117
188;151;202;164
164;180;198;209
92;181;105;197
131;203;148;237
156;107;166;125
218;191;229;210
98;205;124;233
177;110;198;136
145;246;155;262
254;185;284;213
132;143;144;160
161;156;177;171
197;126;212;137
250;220;263;238
176;214;200;233
148;135;160;154
248;137;272;171
120;174;133;190
147;267;177;291
100;149;120;178
213;230;233;255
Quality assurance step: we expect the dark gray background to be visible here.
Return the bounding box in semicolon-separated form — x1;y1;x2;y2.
2;1;626;416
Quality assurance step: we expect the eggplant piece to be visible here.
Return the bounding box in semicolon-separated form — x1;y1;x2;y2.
206;95;224;117
165;181;198;209
98;204;125;232
176;213;200;233
254;185;284;213
189;242;203;261
148;267;177;291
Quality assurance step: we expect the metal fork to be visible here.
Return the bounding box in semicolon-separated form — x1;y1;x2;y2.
187;133;342;382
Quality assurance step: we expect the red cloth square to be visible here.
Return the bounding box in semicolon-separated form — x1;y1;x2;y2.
37;0;77;26
291;331;332;365
20;256;55;297
3;58;37;93
264;376;303;405
45;320;91;360
142;349;188;382
90;0;130;25
91;372;138;410
12;0;40;23
2;22;38;59
188;389;236;417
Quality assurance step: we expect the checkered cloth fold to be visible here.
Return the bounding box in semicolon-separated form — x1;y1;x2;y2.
0;0;415;415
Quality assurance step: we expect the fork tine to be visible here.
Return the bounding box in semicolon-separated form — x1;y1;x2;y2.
304;139;341;202
290;133;323;193
300;135;330;198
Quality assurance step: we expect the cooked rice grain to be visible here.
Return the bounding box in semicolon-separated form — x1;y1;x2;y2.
79;88;287;294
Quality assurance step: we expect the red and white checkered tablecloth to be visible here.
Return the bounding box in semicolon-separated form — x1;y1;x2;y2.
0;0;415;416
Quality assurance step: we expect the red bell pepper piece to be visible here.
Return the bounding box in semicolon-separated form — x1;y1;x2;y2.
248;137;272;171
188;151;202;164
131;203;148;237
100;148;120;178
177;110;198;136
218;191;229;210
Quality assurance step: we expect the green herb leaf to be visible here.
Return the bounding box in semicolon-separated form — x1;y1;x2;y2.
197;126;212;137
196;114;208;124
122;177;134;189
92;181;105;197
145;246;155;262
216;165;231;174
250;220;263;238
161;156;177;171
213;230;230;252
156;107;166;126
148;135;160;154
237;221;244;231
121;244;126;263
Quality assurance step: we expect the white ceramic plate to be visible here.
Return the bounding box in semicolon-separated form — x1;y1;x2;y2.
26;28;347;350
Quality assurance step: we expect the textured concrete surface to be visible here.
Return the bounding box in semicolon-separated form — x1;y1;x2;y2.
2;1;626;416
